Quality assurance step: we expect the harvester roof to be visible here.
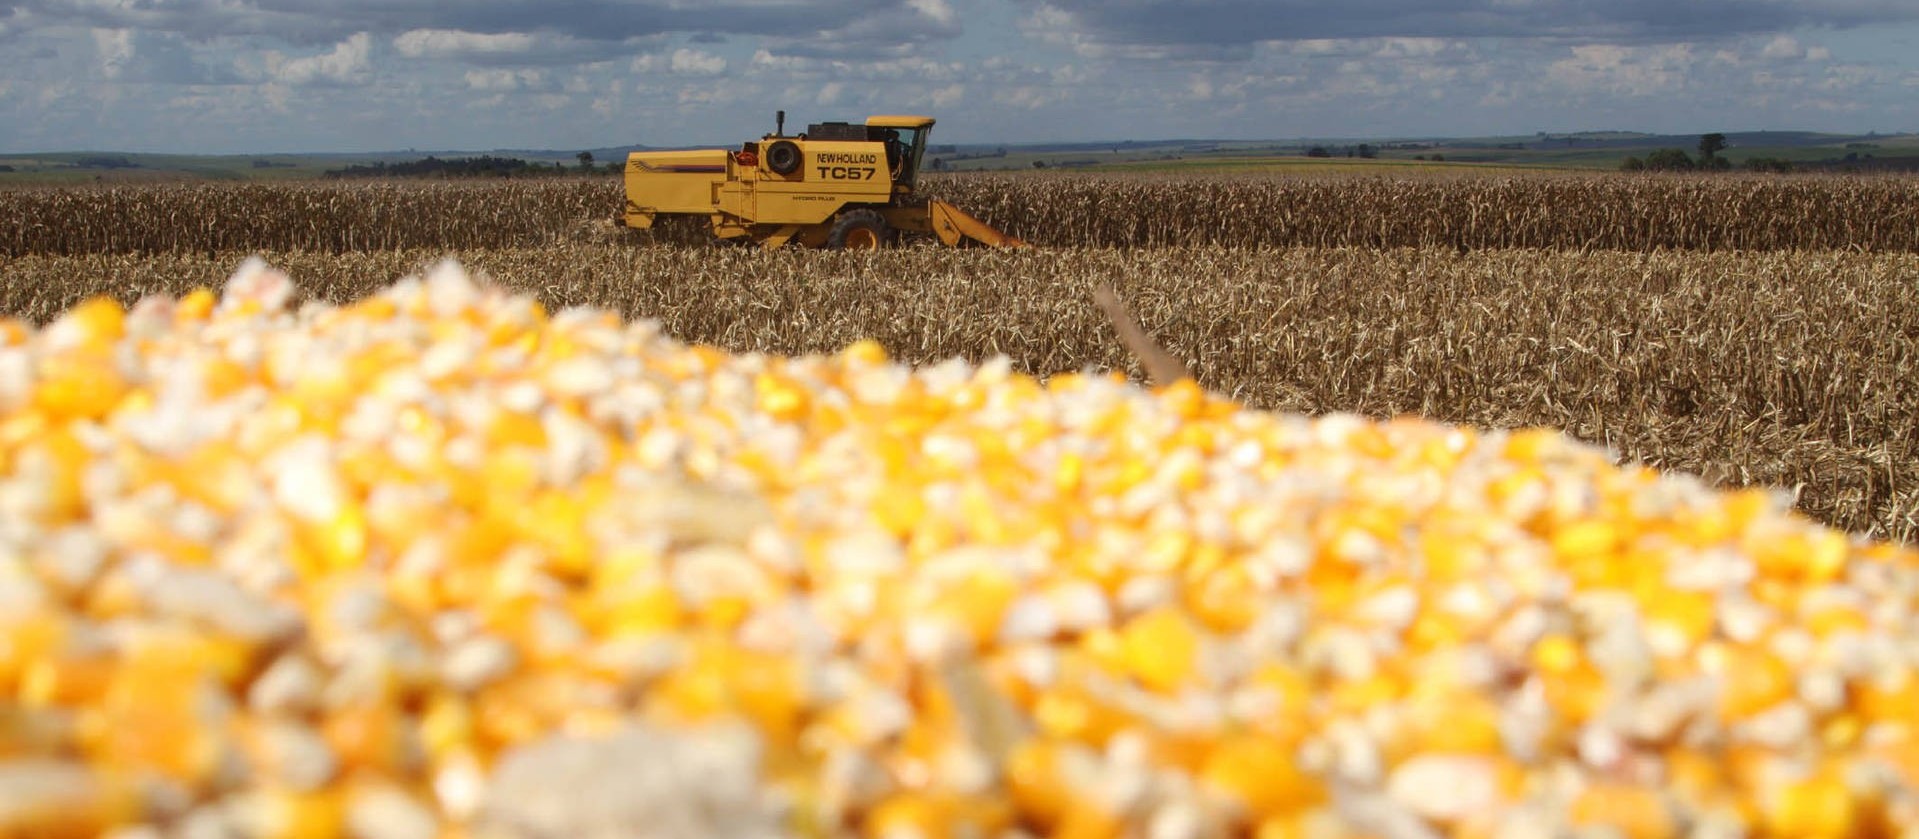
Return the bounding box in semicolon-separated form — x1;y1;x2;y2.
866;115;935;129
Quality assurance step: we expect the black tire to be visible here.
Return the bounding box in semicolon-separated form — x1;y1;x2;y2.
827;209;888;250
766;140;802;175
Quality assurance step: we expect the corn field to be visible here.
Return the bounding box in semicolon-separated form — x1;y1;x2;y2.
8;171;1919;838
8;173;1919;255
5;243;1915;541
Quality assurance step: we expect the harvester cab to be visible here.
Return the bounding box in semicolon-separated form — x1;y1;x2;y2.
623;112;1026;250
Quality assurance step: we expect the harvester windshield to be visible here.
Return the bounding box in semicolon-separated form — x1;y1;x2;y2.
884;125;928;189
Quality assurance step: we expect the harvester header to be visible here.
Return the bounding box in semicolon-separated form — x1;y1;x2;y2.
622;112;1026;249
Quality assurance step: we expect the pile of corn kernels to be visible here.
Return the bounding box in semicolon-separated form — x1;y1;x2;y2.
2;258;1917;839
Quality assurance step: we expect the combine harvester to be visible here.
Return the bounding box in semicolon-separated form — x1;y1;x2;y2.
622;112;1027;249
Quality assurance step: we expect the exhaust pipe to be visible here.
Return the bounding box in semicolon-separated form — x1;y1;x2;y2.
776;110;785;138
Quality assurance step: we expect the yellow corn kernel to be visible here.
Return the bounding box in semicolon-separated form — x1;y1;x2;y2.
1804;604;1867;637
1820;714;1862;750
0;317;30;346
0;612;67;686
1855;676;1919;721
840;339;888;366
756;372;811;422
1006;738;1071;828
487;410;547;449
1538;661;1606;725
1640;590;1715;649
1401;688;1503;755
61;296;127;345
1118;606;1200;694
1531;635;1581;675
1570;784;1677;839
18;655;115;708
933;568;1020;646
34;352;129;423
596;585;684;639
1751;528;1849;585
1326;672;1402;716
864;793;953;839
1032;686;1127;745
1762;771;1857;839
249;788;348;839
1708;644;1793;720
1553;518;1621;561
420;693;475;759
1186;564;1261;634
175;287;216;320
1200;737;1325;819
322;702;410;775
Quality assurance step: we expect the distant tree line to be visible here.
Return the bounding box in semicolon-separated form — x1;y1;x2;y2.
323;155;616;179
1617;132;1919;173
1621;134;1734;172
1622;133;1801;173
1304;144;1379;159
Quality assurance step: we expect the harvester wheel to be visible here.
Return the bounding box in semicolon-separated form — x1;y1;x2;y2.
766;141;802;175
828;209;888;250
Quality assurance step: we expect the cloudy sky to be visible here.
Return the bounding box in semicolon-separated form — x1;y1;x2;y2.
3;1;1918;154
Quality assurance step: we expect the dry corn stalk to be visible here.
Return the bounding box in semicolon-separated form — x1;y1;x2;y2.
1092;284;1189;388
2;259;1918;839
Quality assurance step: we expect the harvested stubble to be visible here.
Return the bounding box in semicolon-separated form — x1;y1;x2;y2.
9;173;1919;256
6;245;1913;542
3;259;1919;839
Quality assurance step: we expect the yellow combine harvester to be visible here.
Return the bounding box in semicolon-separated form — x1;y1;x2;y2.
622;112;1027;249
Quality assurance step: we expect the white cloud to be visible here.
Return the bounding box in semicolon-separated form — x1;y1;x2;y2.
669;48;725;75
92;27;131;79
395;29;538;59
1760;35;1804;60
464;68;548;91
1546;43;1696;97
994;85;1066;110
749;49;806;72
929;83;964;108
908;0;957;26
1374;38;1450;59
271;32;372;86
631;47;727;76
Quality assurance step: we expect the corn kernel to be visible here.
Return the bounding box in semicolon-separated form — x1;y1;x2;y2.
1570;784;1677;839
1118;607;1200;694
1762;771;1857;839
1200;737;1325;818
